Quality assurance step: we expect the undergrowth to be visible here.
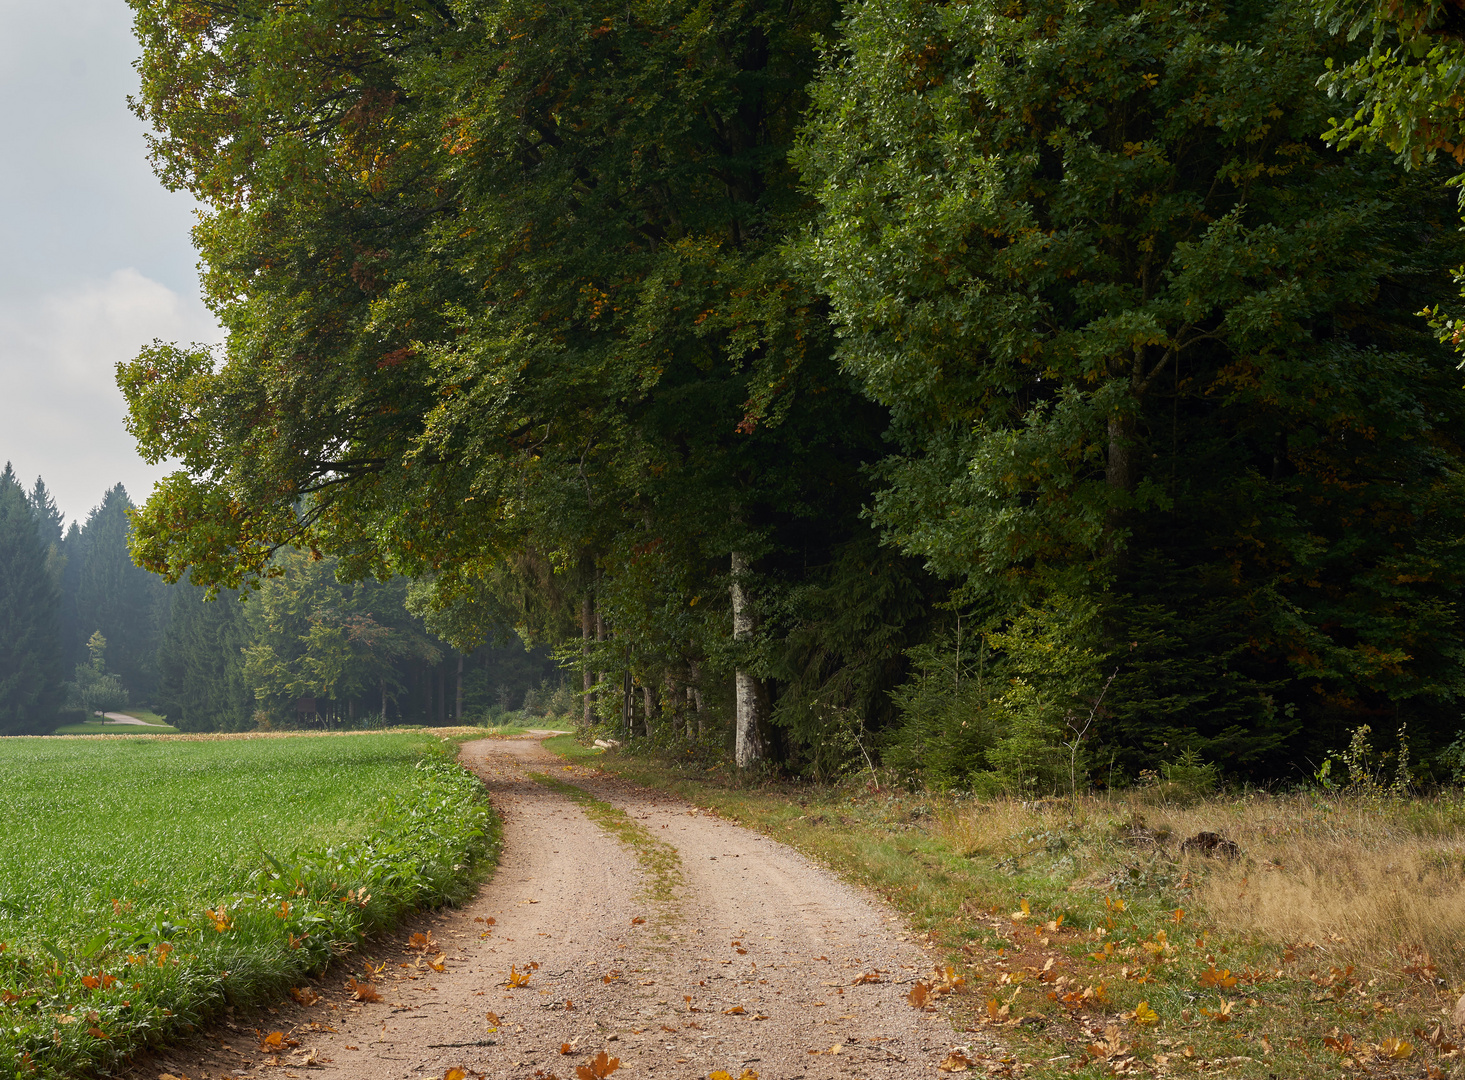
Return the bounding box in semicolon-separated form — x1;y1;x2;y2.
0;733;499;1079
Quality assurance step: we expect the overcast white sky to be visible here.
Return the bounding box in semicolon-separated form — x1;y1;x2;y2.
0;0;221;528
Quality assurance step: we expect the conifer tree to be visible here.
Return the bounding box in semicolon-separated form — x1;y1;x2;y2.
0;464;65;734
72;485;166;701
27;478;66;590
156;577;255;732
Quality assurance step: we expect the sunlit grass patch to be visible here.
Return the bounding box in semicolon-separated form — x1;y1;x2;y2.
0;732;498;1078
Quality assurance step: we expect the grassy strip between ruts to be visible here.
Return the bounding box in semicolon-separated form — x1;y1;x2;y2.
545;739;1465;1080
527;771;684;914
0;731;500;1080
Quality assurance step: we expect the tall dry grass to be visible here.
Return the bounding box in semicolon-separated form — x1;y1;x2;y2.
934;789;1465;980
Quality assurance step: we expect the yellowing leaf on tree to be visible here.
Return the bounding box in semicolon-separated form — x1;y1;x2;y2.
575;1050;620;1079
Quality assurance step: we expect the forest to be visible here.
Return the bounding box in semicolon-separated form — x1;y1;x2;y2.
0;467;558;734
9;0;1465;789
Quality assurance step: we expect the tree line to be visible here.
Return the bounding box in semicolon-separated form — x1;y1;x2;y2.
109;0;1465;787
0;466;557;735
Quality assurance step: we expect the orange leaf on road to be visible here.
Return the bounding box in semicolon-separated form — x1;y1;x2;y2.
575;1050;620;1080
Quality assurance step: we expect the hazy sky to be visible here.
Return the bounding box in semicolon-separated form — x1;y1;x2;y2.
0;0;221;528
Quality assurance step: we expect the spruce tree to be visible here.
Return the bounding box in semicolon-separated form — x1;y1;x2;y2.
27;477;66;590
72;485;166;702
156;577;255;732
0;464;65;734
59;520;85;665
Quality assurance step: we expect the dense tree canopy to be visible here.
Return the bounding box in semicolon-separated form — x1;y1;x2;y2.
796;0;1465;772
120;0;1465;780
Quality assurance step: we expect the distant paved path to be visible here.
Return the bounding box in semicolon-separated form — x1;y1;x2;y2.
99;713;156;726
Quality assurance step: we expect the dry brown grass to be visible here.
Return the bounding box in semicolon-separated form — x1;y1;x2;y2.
934;788;1465;982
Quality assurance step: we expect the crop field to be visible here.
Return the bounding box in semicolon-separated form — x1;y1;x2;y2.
0;732;498;1078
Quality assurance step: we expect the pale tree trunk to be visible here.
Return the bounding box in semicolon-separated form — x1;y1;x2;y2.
643;684;656;734
731;551;765;768
596;607;606;721
582;594;594;727
689;661;705;738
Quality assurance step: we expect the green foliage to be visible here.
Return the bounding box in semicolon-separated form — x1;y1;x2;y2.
769;531;938;778
70;485;167;702
1316;722;1415;795
0;464;65;735
243;550;439;726
796;0;1465;775
113;0;1465;783
1440;728;1465;783
156;578;256;732
121;0;895;769
64;649;131;717
883;632;1002;789
0;733;496;1078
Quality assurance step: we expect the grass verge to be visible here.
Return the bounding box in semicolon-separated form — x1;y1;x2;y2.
0;732;500;1079
548;743;1465;1080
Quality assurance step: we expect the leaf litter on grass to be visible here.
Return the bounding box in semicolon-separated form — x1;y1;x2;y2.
572;747;1465;1080
0;732;499;1077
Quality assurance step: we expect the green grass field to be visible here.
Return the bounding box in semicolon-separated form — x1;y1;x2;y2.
0;732;498;1078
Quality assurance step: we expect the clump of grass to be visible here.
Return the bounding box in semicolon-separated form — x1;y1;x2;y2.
932;788;1465;981
0;733;499;1079
1181;795;1465;980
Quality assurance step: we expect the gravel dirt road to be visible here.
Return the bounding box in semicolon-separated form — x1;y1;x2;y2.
136;735;987;1080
